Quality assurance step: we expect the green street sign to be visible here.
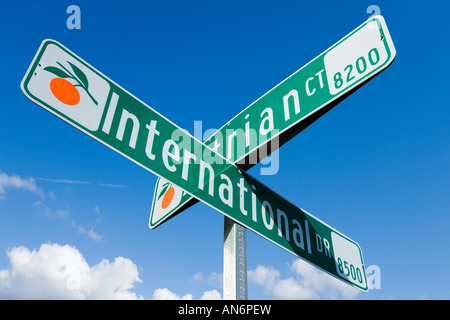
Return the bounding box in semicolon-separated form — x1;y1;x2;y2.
150;15;396;228
20;33;380;290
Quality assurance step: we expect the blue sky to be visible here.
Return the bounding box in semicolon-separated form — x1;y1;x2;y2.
0;0;449;299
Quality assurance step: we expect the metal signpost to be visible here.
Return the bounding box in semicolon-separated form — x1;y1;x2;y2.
21;15;396;299
223;217;247;300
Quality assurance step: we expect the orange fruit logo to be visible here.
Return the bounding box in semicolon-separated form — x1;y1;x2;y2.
49;78;80;105
44;61;98;106
161;186;175;209
150;179;192;227
157;182;176;209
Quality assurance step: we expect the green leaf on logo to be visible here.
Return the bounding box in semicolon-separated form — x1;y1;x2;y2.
157;182;170;201
43;66;71;79
67;61;89;89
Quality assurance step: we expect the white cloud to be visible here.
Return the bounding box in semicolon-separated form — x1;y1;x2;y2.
72;221;104;242
36;177;90;185
290;259;359;299
192;272;204;282
0;170;105;242
271;277;317;299
151;270;224;300
0;243;142;300
36;177;126;188
248;265;279;287
200;289;221;300
0;171;42;199
191;271;222;287
152;288;222;300
33;200;69;219
71;206;104;242
152;288;193;300
248;259;361;300
98;183;126;188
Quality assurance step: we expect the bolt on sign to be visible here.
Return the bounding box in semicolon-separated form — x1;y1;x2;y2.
21;15;395;292
149;15;396;228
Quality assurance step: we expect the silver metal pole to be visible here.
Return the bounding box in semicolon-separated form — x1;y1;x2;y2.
223;216;247;300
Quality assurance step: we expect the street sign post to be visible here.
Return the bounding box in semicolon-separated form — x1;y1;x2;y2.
223;216;247;300
149;15;396;228
20;28;382;290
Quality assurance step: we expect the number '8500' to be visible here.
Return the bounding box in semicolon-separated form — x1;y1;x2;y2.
337;257;364;284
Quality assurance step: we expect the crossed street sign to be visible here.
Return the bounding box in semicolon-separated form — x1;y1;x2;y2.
20;15;395;292
150;15;396;228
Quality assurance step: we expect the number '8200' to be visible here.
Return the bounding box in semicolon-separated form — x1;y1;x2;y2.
332;48;381;90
